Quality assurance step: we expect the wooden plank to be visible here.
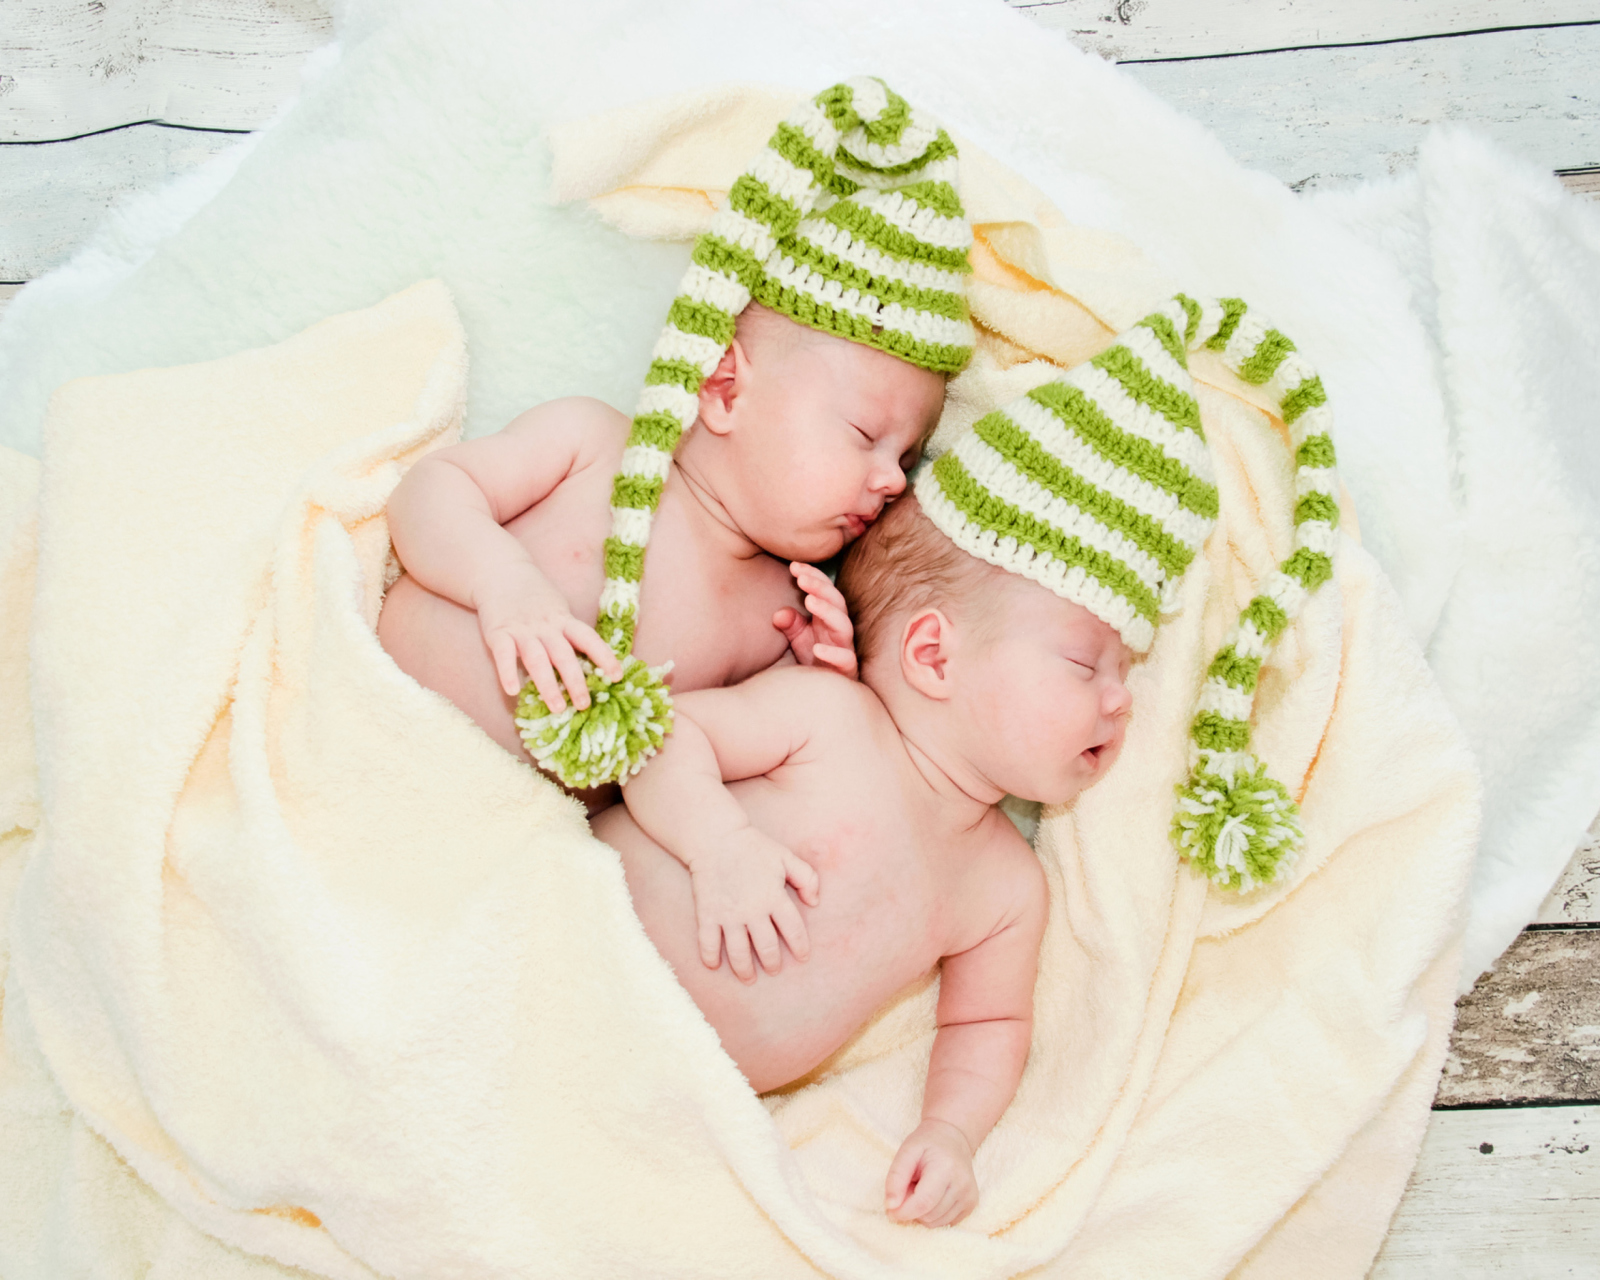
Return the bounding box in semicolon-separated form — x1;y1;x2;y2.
3;12;1594;282
1371;1105;1600;1277
1558;165;1600;199
0;0;332;142
0;123;246;281
1535;813;1600;924
1011;1;1600;63
1111;23;1600;190
1438;928;1600;1106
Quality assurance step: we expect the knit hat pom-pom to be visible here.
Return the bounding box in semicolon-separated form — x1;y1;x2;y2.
515;656;674;791
1171;756;1304;892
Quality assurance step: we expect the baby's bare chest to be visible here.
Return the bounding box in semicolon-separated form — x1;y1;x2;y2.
503;469;797;689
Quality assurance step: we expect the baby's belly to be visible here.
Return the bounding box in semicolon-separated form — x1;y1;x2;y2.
591;798;941;1093
376;574;524;755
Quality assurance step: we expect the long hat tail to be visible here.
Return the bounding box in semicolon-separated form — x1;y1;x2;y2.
1170;295;1340;891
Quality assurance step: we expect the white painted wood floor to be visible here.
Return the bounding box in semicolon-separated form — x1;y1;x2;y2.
3;2;1597;1274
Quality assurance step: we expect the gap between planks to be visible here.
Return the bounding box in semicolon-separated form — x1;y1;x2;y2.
0;0;333;141
1011;1;1600;63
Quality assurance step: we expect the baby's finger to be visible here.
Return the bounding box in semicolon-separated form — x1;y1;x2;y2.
698;919;723;970
811;643;858;680
488;633;523;698
898;1166;945;1222
771;895;809;963
546;636;592;712
568;621;624;683
726;927;757;984
783;850;821;907
771;606;805;641
804;593;852;636
920;1183;961;1229
749;916;783;975
945;1186;977;1228
884;1146;921;1212
789;561;830;596
520;644;566;714
797;564;850;613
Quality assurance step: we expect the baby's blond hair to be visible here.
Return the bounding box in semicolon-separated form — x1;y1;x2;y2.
838;493;1009;670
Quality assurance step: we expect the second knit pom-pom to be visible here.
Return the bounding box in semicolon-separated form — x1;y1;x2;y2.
1171;755;1303;892
515;656;674;791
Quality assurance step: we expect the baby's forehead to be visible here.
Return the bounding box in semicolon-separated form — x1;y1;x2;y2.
998;574;1130;654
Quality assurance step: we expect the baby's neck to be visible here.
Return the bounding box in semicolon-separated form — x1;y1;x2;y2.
867;673;1003;827
661;448;766;565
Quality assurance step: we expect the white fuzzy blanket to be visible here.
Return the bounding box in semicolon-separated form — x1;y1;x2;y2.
2;0;1595;984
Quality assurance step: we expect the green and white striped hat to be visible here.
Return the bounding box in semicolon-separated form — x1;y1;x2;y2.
916;293;1342;892
516;77;974;791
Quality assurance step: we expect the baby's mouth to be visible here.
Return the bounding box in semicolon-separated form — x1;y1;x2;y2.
1081;736;1117;768
843;513;867;539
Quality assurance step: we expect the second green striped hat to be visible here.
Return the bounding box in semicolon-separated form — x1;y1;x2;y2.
916;293;1341;892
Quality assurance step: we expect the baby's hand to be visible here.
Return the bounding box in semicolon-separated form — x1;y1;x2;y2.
475;562;624;711
688;827;820;983
773;562;858;680
885;1119;978;1228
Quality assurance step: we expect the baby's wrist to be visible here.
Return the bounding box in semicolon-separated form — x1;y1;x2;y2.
468;557;544;612
918;1115;975;1156
684;825;752;871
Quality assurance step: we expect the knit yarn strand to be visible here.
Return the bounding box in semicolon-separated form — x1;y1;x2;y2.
1168;294;1340;891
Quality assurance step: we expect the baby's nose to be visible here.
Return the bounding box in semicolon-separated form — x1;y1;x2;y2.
873;463;907;496
1103;678;1133;718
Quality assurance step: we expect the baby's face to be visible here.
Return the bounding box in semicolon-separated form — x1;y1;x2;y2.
721;327;945;561
958;578;1133;807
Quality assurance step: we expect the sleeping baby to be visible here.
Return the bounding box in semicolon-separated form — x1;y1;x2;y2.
377;77;969;813
377;299;938;796
595;486;1133;1228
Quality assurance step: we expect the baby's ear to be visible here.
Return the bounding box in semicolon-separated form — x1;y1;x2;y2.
696;339;750;436
900;609;954;700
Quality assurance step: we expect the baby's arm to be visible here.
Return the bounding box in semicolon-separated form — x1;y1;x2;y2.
386;397;623;711
621;668;827;982
885;845;1047;1228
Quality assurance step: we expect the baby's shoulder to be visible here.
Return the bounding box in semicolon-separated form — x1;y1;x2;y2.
748;662;882;726
503;395;630;465
970;810;1049;916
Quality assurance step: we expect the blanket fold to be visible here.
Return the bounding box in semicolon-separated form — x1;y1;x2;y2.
0;88;1478;1277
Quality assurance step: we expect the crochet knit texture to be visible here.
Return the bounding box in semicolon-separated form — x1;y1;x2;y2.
517;76;975;790
916;293;1341;891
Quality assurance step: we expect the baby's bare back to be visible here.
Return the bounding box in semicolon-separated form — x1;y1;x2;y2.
377;398;798;759
592;688;1028;1093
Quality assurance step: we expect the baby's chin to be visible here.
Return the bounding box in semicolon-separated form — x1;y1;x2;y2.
1003;753;1109;809
761;526;849;563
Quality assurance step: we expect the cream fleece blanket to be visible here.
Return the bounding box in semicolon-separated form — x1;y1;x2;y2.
0;83;1478;1279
